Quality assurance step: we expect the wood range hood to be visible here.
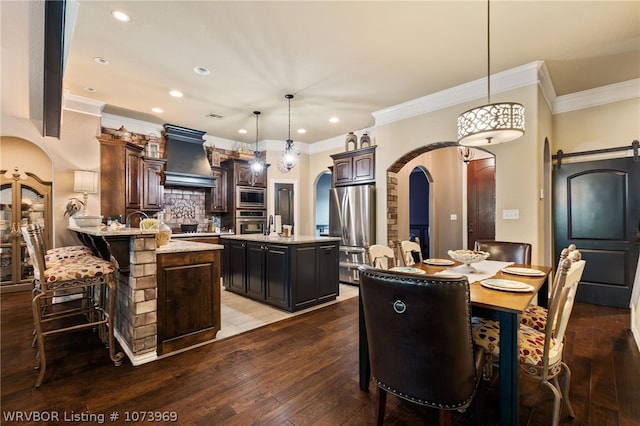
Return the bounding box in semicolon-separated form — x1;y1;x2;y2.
163;124;215;188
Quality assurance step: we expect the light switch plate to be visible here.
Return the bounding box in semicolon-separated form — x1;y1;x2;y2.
502;209;520;220
450;214;457;221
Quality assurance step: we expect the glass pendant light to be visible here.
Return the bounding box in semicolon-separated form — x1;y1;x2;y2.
457;0;525;146
249;111;265;175
280;94;299;172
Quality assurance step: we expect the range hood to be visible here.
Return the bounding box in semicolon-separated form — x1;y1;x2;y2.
163;124;215;188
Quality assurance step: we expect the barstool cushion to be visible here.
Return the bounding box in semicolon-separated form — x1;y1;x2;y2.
45;246;92;263
43;256;115;283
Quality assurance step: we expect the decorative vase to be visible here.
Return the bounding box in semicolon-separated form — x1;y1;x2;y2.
156;212;172;247
359;132;371;148
345;132;357;151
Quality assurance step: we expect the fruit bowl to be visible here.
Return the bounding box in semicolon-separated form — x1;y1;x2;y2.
73;215;103;227
447;249;490;273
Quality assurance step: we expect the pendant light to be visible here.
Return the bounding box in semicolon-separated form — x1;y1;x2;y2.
280;94;299;172
249;111;265;175
457;146;475;164
457;0;525;146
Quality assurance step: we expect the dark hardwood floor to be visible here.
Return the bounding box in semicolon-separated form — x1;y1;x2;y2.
1;290;639;425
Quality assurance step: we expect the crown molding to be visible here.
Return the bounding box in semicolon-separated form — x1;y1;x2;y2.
553;78;640;114
372;61;543;127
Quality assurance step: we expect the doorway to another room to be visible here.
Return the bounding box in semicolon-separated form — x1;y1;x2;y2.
409;167;430;258
315;172;331;236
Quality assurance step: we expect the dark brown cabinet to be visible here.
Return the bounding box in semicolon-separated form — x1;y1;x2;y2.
141;157;166;211
221;237;339;312
226;159;267;188
205;166;227;212
330;145;376;187
156;250;221;355
99;137;166;221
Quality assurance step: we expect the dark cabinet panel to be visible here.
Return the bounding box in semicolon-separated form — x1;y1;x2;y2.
265;244;289;309
206;166;227;212
316;243;339;302
157;250;221;355
142;158;166;211
330;146;376;187
246;242;266;300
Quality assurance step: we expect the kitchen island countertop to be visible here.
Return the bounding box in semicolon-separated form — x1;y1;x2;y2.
220;234;341;244
156;240;223;253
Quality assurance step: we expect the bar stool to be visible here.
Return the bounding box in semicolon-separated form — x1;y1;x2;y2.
23;224;123;387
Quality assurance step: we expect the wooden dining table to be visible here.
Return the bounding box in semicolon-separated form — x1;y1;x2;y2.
358;261;552;426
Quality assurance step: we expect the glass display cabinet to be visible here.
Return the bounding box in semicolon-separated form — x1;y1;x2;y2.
0;168;52;292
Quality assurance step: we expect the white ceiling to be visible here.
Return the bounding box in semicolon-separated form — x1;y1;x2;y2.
3;1;640;144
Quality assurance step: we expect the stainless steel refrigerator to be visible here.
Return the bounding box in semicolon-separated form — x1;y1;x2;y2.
329;185;376;285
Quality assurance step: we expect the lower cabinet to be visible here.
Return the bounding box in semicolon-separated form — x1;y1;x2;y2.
221;239;339;312
156;250;221;355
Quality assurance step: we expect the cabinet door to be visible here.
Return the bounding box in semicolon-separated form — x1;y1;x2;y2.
157;251;220;355
291;244;317;310
252;168;267;187
125;148;142;209
206;166;227;212
265;244;289;309
235;163;254;186
333;157;353;186
316;243;339;302
352;151;375;183
141;158;165;211
246;242;266;300
226;240;247;293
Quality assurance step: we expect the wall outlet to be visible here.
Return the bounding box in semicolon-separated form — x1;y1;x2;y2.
502;209;520;220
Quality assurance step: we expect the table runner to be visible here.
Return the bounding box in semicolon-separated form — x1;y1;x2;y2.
435;260;513;283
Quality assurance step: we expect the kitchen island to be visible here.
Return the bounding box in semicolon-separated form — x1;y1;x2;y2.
220;234;341;312
69;227;224;364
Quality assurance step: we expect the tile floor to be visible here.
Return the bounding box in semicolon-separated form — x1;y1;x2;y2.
215;283;359;340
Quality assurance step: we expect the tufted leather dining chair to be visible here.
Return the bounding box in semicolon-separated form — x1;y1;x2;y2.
473;240;532;264
359;265;485;425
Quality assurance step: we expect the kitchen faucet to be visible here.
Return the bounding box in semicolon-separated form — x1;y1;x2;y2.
125;210;149;228
267;214;274;235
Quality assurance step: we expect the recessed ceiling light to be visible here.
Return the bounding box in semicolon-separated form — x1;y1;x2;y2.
94;57;110;65
329;117;339;123
194;66;210;76
111;10;130;22
84;87;96;93
169;90;183;98
297;129;306;134
238;129;248;134
152;107;163;114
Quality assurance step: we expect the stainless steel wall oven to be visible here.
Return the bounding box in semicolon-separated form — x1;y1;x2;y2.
236;210;266;235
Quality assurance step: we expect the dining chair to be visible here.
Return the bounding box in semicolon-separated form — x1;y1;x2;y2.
521;245;581;331
472;254;586;426
359;265;485;425
400;239;423;266
23;224;123;387
473;240;532;264
367;244;396;269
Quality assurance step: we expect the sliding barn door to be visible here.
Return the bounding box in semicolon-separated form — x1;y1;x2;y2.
553;157;640;307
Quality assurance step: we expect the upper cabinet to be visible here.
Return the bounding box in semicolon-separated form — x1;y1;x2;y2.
228;160;267;188
330;145;376;187
205;166;228;213
99;137;166;221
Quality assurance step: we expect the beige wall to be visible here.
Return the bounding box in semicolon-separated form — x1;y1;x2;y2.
1;111;101;247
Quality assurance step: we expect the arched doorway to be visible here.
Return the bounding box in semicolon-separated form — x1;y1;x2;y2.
314;172;331;236
386;142;494;257
408;166;432;257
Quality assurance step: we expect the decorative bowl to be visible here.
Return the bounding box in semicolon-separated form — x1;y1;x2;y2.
447;249;490;273
73;215;103;227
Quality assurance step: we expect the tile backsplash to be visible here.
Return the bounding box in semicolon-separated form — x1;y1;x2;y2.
163;188;207;232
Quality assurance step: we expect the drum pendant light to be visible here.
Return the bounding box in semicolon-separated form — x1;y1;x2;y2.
457;0;525;146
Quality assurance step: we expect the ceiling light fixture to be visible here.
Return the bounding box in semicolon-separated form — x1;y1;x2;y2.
169;90;183;98
151;107;163;114
94;57;109;65
280;94;300;172
111;10;130;22
456;0;525;146
249;111;265;176
193;66;210;76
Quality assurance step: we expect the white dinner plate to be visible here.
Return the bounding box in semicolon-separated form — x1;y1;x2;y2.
424;258;455;266
501;267;545;277
390;266;426;275
480;279;534;293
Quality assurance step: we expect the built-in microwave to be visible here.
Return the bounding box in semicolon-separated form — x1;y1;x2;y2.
236;186;266;209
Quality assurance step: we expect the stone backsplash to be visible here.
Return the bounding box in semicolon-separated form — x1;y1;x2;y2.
163;188;208;232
